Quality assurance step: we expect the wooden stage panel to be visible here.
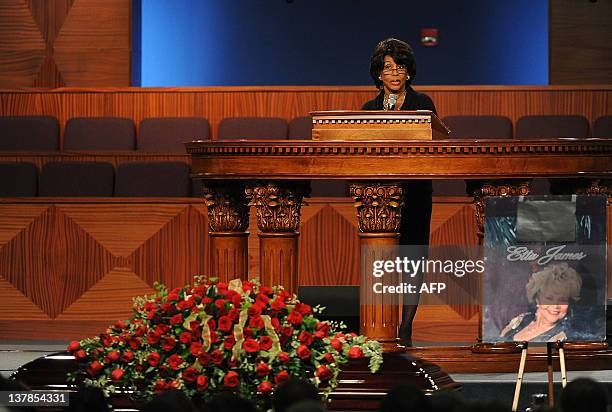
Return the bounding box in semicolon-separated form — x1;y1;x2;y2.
408;345;612;374
0;199;210;340
56;268;155;320
0;204;117;319
298;202;360;286
0;320;123;341
0;279;49;320
0;197;609;341
413;305;479;343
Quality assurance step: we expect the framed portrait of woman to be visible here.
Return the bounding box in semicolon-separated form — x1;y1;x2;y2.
482;195;607;343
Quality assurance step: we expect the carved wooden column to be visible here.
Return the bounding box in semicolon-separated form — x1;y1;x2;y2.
350;183;404;344
246;183;309;296
202;183;250;282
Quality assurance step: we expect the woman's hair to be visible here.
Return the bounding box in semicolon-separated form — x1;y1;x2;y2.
525;263;582;304
369;38;417;89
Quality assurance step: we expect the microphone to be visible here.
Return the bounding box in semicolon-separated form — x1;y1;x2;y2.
387;94;398;110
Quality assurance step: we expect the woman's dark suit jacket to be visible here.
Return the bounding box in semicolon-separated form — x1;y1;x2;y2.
361;86;436;246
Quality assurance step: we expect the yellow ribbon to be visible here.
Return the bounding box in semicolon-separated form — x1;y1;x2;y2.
261;315;282;361
183;306;212;352
228;278;244;294
231;308;249;362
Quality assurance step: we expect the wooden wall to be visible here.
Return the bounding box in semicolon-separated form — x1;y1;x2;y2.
0;0;610;88
0;196;610;343
0;199;209;340
0;0;130;88
0;86;610;142
550;0;612;84
0;197;482;342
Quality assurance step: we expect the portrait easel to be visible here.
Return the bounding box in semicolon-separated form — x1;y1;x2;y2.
512;340;608;411
512;341;565;412
511;341;528;412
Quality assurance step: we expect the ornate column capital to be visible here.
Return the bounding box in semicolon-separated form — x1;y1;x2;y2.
574;179;612;196
350;183;404;233
549;177;612;197
246;182;309;232
201;182;250;232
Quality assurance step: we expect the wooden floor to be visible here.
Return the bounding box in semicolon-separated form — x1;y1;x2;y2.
6;344;612;411
407;345;612;373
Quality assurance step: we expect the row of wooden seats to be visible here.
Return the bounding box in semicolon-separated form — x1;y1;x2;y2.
0;157;561;197
2;115;610;198
1;115;612;152
0;159;350;198
0;116;308;151
444;115;611;139
0;117;206;152
0;161;192;197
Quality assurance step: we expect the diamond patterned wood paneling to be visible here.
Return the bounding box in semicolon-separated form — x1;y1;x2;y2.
57;268;154;320
0;200;209;339
0;198;607;343
0;0;129;88
0;204;49;246
26;0;75;45
0;2;46;49
56;204;193;257
131;205;209;287
0;205;117;318
298;203;360;286
0;279;49;319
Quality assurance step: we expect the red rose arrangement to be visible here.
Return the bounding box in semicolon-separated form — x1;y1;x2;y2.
67;278;382;407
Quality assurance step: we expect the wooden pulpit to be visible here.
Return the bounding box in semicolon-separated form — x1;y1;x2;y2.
187;112;612;349
311;110;449;140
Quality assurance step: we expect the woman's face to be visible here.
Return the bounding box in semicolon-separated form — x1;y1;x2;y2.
537;290;569;324
380;55;408;93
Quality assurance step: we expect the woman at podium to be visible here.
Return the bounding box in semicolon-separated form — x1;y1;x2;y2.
362;38;437;345
361;38;436;114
